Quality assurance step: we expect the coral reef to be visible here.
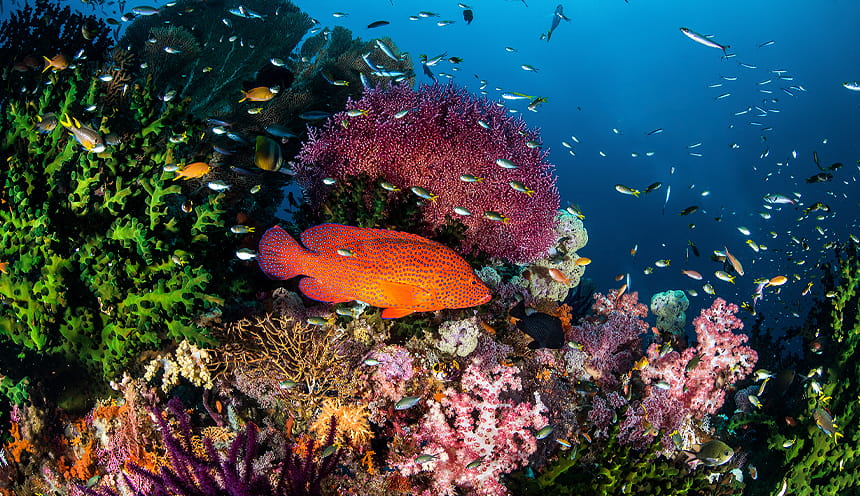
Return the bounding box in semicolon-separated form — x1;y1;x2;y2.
0;3;777;494
120;0;314;116
0;0;112;95
215;311;355;421
507;425;744;496
391;355;548;496
0;64;256;379
513;212;589;306
622;298;757;448
120;0;412;138
141;26;201;90
568;290;649;388
650;289;690;335
741;243;860;496
296;83;561;263
436;317;481;357
143;339;216;393
81;397;343;496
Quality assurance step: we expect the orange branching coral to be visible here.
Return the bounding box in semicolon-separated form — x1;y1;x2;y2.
217;313;356;420
385;473;413;493
361;450;376;475
96;376;164;475
91;398;122;422
554;303;574;332
310;399;372;447
535;367;553;382
4;421;33;463
68;439;98;481
292;434;312;459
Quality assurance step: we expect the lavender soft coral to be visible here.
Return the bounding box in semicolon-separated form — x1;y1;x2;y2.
296;83;560;263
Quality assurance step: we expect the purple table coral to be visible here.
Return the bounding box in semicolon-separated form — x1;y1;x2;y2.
296;83;560;263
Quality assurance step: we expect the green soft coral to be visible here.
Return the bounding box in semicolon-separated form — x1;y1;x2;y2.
0;68;254;378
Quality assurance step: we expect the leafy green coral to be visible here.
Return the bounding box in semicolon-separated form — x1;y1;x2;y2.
0;375;29;406
508;426;743;496
762;243;860;496
0;69;256;379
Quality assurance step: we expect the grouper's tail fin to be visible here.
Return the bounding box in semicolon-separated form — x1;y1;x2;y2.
258;225;309;280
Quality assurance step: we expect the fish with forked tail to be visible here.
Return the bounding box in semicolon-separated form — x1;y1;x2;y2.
59;114;105;153
544;4;571;41
257;224;492;318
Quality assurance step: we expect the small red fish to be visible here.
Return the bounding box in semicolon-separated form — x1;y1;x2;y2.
258;224;492;318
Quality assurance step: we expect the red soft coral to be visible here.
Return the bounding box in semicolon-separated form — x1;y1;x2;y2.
296;83;560;263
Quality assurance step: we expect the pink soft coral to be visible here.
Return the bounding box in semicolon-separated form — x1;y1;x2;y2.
641;298;757;414
620;298;758;447
392;356;547;496
366;345;415;402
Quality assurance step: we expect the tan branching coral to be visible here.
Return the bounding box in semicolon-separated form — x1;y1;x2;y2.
143;339;215;393
217;313;355;420
98;47;135;110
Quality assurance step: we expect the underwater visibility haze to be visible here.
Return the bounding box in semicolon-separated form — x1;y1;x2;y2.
0;0;859;495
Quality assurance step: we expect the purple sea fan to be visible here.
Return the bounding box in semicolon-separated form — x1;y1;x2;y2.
296;83;561;263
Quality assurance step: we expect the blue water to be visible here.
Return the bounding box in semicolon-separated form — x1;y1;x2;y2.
13;0;860;327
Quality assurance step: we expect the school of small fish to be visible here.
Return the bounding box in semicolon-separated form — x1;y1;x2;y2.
21;0;856;485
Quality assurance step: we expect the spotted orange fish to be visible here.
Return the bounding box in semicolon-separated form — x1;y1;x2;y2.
258;224;492;318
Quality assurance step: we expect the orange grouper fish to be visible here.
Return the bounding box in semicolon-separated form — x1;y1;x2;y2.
258;224;492;318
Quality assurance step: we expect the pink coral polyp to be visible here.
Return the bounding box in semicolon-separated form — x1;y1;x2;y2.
296;83;560;263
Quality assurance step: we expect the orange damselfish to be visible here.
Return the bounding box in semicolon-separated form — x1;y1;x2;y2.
258;224;492;318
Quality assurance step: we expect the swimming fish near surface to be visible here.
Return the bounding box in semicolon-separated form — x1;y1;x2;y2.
509;300;565;349
257;224;492;318
545;4;571;42
679;27;730;56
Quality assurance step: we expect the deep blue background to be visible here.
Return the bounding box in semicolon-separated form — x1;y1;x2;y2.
6;0;860;328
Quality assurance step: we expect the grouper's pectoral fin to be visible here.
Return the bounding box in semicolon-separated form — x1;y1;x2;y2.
378;280;433;306
375;280;433;318
381;307;415;319
299;277;354;303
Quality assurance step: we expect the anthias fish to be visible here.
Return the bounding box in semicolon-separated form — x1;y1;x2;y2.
258;224;492;318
